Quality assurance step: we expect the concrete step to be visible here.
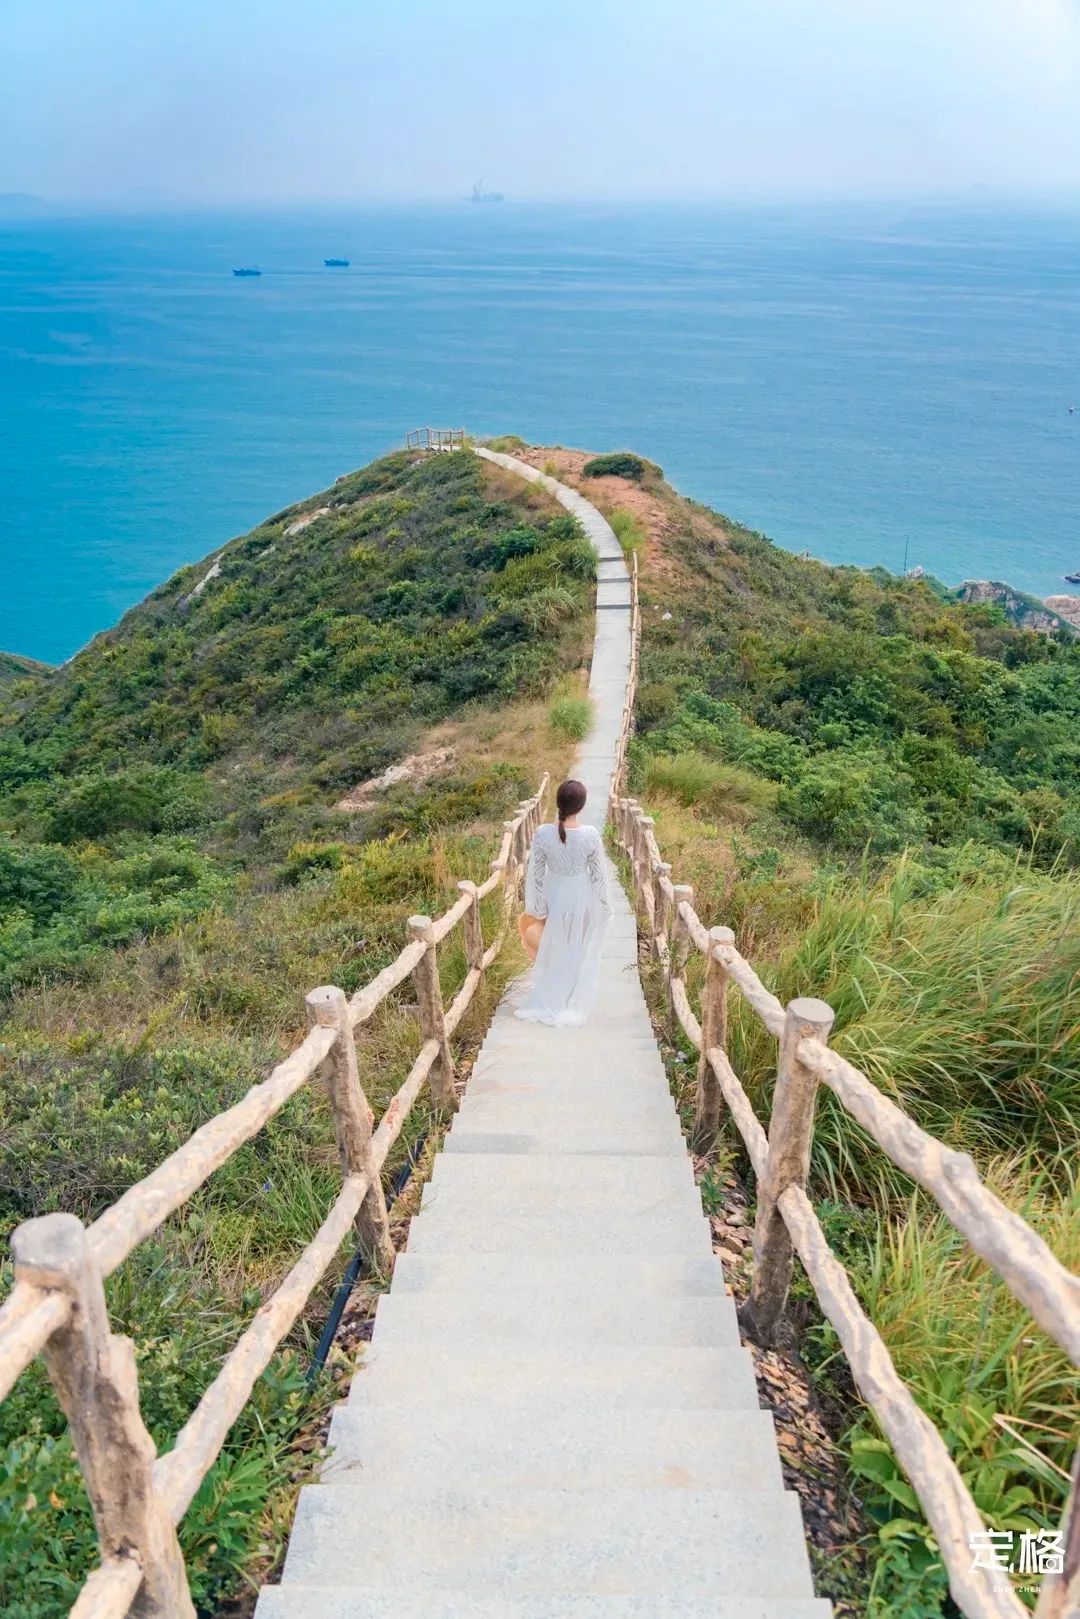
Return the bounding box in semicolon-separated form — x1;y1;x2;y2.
343;1343;760;1412
403;1210;714;1255
418;1182;703;1222
323;1405;780;1491
275;1486;817;1598
427;1151;695;1193
443;1128;686;1156
457;1085;675;1110
387;1251;727;1294
257;1595;832;1619
458;1094;675;1125
368;1289;739;1348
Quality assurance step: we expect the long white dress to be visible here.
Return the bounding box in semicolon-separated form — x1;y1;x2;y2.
514;822;613;1028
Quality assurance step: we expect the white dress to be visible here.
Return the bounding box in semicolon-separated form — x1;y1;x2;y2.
515;822;613;1028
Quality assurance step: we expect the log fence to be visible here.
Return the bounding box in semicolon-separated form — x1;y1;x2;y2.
610;557;1080;1619
0;777;548;1619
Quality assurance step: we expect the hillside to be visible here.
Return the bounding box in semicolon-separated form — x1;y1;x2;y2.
0;652;50;695
0;446;596;1615
509;443;1080;1617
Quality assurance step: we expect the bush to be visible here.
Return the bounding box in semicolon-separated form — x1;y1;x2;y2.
549;695;593;741
581;452;659;483
47;768;210;843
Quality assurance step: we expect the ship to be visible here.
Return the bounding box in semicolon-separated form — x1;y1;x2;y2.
324;257;350;268
1064;572;1080;585
233;267;262;277
469;179;504;204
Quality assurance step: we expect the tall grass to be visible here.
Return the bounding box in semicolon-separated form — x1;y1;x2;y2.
549;694;593;742
609;507;647;558
724;851;1080;1183
632;797;1080;1611
644;750;776;822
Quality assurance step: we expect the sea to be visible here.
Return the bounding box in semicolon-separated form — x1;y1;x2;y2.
1;199;1078;664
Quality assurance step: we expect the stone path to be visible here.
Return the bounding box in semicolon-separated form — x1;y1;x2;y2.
255;450;829;1618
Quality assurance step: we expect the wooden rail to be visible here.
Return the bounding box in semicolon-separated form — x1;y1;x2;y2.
609;559;1080;1619
0;777;548;1618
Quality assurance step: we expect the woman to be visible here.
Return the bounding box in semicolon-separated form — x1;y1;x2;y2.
514;779;612;1028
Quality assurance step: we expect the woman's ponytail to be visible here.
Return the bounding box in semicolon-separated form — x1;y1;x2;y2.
555;779;587;843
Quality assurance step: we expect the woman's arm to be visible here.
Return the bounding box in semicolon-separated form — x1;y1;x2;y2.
524;831;549;918
586;829;613;920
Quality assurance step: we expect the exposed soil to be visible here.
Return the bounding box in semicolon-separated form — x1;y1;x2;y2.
335;745;457;812
513;443;696;589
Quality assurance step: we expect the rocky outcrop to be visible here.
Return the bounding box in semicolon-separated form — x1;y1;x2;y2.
957;580;1075;636
1044;595;1080;631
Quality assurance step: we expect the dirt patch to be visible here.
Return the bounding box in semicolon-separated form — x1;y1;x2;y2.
335;745;457;812
284;506;331;537
513;443;696;592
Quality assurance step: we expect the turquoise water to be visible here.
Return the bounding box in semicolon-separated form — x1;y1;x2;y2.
2;201;1078;663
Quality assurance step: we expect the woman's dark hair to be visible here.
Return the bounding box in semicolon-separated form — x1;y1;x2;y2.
555;779;588;842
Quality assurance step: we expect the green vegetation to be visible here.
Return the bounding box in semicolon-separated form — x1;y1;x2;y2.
608;507;647;558
0;654;49;696
0;447;594;1614
548;691;593;742
581;451;659;482
0;449;594;996
625;473;1080;1613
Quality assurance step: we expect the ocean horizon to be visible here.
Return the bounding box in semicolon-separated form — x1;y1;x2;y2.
2;198;1078;664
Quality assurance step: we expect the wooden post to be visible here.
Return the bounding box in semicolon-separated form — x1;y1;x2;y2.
11;1213;196;1619
458;880;484;971
1034;1447;1080;1618
407;916;457;1109
615;798;630;857
502;819;518;911
638;817;656;937
693;927;736;1148
651;860;672;957
305;986;394;1275
667;884;695;1029
745;996;835;1345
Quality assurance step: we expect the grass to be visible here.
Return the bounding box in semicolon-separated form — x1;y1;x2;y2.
643;750;776;821
609;507;647;558
549;691;593;742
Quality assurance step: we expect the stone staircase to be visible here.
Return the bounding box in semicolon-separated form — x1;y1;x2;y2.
255;450;830;1619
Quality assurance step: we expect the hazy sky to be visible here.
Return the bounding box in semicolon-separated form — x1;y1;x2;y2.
5;0;1080;204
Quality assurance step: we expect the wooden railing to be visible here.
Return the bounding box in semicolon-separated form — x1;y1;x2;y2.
0;779;548;1619
609;563;1080;1619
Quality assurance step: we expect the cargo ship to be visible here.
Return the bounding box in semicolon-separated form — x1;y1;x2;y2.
324;257;350;267
233;267;262;277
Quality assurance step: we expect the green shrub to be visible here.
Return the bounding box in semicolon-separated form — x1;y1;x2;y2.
47;768;210;843
549;695;593;741
581;452;659;482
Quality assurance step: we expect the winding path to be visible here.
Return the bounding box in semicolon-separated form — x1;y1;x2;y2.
255;451;829;1617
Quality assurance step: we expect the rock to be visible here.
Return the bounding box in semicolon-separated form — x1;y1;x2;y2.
1044;594;1080;630
957;579;1076;636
